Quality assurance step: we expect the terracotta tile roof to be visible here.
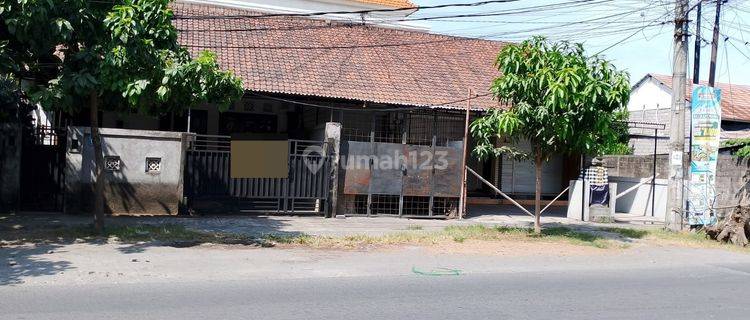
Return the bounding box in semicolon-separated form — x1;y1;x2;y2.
648;73;750;122
354;0;415;8
172;2;504;110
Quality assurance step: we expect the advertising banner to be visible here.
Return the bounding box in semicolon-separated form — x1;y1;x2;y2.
688;85;721;226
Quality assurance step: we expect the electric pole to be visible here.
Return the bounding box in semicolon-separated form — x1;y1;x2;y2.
693;2;702;85
667;0;689;231
708;0;723;87
688;1;702;218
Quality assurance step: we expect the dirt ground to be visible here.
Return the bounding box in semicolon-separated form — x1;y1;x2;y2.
423;239;622;256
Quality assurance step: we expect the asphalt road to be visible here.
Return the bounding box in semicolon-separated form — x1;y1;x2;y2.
2;264;749;320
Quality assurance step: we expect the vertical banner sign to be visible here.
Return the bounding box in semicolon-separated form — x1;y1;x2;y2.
688;85;721;226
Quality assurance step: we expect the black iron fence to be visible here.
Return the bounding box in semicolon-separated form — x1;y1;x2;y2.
184;134;332;214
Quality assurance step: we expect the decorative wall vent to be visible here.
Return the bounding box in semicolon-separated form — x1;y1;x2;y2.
70;137;80;153
104;156;121;171
146;157;161;173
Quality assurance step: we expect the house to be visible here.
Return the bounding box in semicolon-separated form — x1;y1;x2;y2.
627;73;750;155
20;0;576;216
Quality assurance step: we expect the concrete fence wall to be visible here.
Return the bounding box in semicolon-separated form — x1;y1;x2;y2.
601;154;750;216
65;127;189;215
610;177;668;220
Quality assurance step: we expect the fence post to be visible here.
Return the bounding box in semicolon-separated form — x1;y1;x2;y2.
179;132;196;214
325;122;342;218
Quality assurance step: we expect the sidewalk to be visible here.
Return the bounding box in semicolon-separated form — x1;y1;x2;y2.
1;204;658;239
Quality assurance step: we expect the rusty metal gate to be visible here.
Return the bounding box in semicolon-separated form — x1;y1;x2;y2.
333;108;465;218
340;140;463;218
183;135;332;214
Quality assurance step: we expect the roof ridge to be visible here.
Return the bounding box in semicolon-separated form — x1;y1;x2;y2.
171;1;506;46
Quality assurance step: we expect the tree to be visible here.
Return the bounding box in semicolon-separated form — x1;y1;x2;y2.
470;37;630;234
1;0;244;232
0;75;32;124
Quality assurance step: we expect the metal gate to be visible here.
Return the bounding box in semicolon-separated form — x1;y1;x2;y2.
340;140;463;218
19;125;67;212
184;135;332;214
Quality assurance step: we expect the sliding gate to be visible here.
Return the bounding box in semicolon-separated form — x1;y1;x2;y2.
184;135;332;215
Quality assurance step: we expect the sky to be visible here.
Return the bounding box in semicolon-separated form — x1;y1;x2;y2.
410;0;750;85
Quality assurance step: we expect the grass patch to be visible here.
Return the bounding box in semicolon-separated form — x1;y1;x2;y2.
263;225;621;249
541;227;611;248
600;227;650;239
599;227;750;253
642;228;742;250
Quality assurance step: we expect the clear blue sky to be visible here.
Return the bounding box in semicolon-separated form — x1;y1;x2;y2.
411;0;750;85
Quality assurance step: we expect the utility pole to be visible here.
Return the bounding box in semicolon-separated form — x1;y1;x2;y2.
693;1;702;85
688;1;702;218
708;0;723;86
666;0;689;231
459;89;472;219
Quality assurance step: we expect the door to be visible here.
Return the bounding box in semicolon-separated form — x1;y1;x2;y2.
19;126;67;212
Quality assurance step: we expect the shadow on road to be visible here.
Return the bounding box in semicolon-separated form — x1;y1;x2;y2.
0;212;303;284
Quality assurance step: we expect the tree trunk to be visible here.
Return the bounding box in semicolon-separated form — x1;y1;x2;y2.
90;92;105;234
533;146;543;235
706;206;750;246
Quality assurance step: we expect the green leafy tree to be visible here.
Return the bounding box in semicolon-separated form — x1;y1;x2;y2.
0;75;33;124
1;0;243;232
471;37;630;234
722;138;750;159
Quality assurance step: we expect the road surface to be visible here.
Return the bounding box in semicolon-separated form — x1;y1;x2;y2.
2;262;749;320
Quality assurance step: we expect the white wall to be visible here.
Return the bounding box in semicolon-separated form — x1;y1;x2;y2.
627;77;691;155
610;176;668;220
627;78;673;112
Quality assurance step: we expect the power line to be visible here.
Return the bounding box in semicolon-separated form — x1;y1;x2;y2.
174;19;660;34
172;0;633;35
171;0;523;20
179;2;667;50
593;12;673;55
173;0;615;22
396;0;617;22
727;39;750;61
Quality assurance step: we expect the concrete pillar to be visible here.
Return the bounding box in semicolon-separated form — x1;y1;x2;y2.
566;179;590;221
178;132;195;214
608;182;618;217
324;122;341;218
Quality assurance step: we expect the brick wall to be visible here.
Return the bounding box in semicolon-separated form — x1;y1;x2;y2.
627;108;690;155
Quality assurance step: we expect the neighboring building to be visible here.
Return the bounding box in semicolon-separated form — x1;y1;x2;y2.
23;0;576;216
627;73;750;155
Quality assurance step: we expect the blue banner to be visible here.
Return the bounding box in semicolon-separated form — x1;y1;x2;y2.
688;85;721;226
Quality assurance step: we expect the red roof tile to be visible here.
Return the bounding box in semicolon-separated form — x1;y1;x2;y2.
172;2;504;110
648;73;750;122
